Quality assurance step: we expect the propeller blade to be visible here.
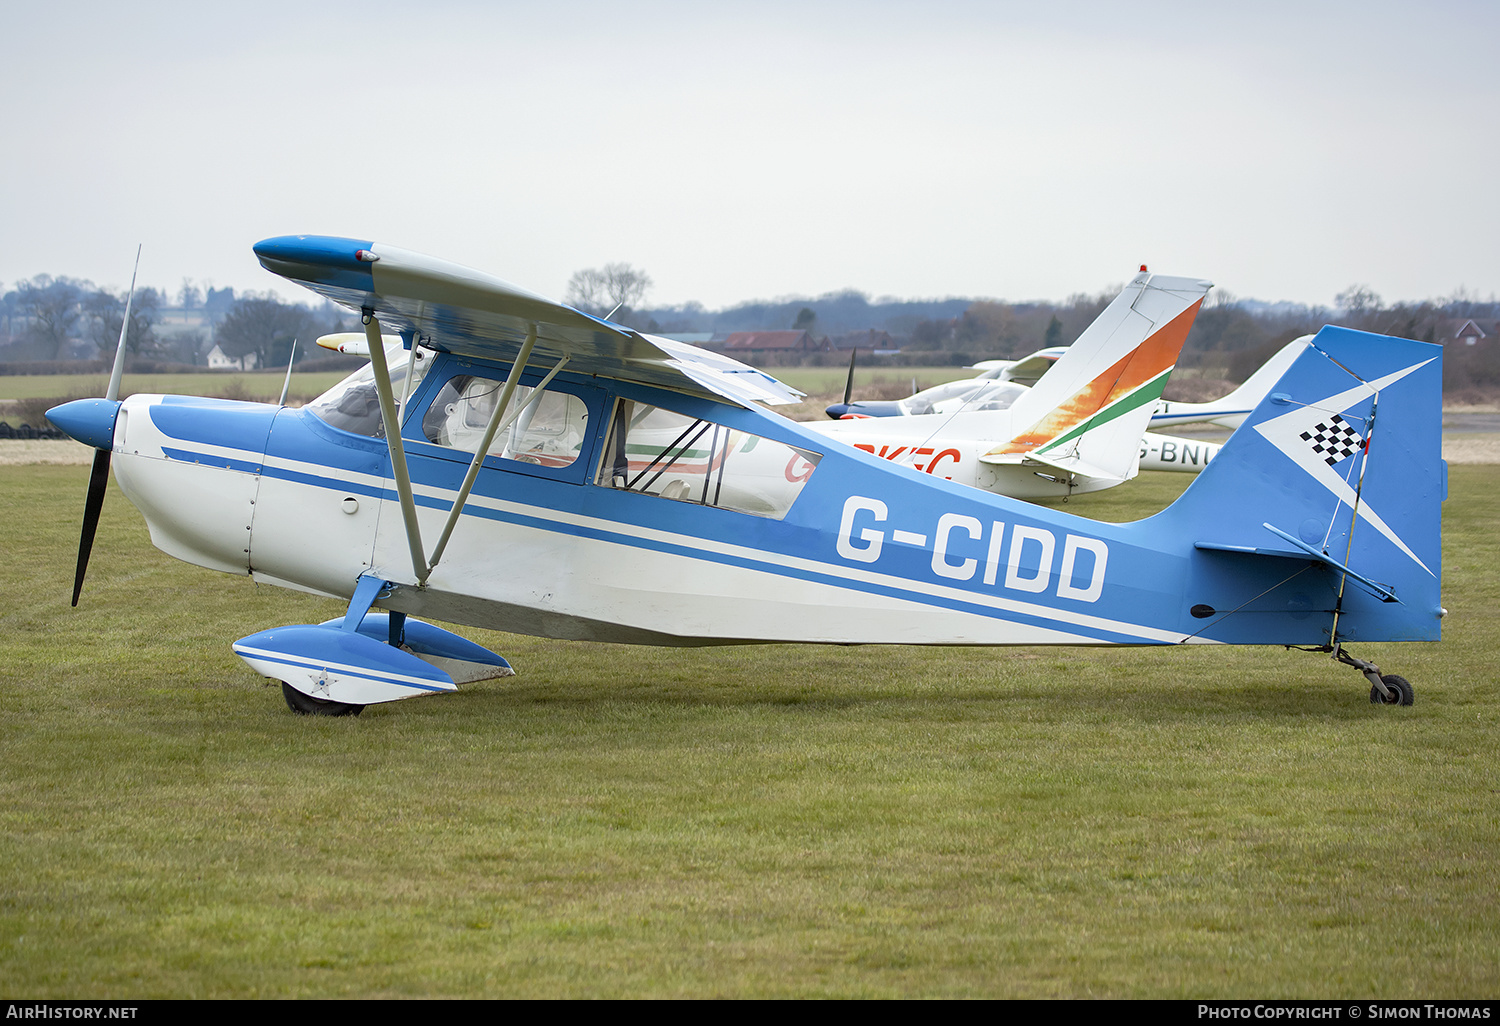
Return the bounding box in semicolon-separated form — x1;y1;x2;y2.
105;245;141;402
72;448;111;607
842;346;857;406
69;245;137;607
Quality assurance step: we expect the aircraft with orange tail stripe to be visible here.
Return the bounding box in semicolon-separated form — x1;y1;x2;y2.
801;270;1213;499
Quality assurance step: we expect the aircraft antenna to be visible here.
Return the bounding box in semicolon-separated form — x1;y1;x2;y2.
278;339;297;407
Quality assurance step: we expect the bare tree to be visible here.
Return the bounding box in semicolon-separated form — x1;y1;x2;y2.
565;263;652;316
1336;284;1382;317
178;278;202;309
215;295;325;369
15;275;88;359
83;286;161;357
564;268;606;313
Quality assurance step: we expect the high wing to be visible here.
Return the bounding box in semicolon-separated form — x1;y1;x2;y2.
253;235;802;409
967;348;1068;387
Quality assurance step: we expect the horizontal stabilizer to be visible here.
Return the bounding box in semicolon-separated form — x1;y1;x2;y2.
1195;522;1398;603
979;448;1126;485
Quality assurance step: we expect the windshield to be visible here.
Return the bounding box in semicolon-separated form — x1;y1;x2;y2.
900;379;986;416
929;380;1026;415
305;346;434;437
900;378;1027;416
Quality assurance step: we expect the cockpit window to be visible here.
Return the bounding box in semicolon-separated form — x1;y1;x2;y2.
596;400;819;519
305;346;434;438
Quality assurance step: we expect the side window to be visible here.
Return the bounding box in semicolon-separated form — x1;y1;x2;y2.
422;375;590;467
596;399;820;520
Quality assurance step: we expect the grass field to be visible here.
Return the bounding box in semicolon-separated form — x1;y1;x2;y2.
0;466;1495;997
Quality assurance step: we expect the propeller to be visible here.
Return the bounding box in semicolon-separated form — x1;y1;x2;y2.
74;447;112;605
825;346;859;419
57;246;139;606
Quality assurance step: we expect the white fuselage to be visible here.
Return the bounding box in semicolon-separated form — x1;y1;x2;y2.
802;413;1219;498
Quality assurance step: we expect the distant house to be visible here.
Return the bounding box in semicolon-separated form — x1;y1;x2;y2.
1445;319;1496;347
717;330;831;357
207;345;257;371
156;306;212;329
831;329;899;355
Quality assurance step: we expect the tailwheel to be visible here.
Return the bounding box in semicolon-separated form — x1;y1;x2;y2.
281;681;364;717
1369;674;1414;706
1328;644;1414;707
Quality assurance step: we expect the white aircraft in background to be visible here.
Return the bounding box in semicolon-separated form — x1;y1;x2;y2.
969;348;1068;386
804;270;1217;499
1149;335;1312;429
823;350;1062;421
828;331;1313;439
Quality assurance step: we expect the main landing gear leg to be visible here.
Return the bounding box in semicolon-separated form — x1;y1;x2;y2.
1329;643;1415;706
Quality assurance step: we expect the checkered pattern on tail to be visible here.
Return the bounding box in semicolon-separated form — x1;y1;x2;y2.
1300;414;1364;466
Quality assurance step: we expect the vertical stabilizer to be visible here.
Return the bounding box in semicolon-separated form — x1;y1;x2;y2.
1157;326;1443;645
982;272;1211;483
1151;334;1313;430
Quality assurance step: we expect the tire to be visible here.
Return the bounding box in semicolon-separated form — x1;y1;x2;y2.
1369;674;1414;706
282;681;364;717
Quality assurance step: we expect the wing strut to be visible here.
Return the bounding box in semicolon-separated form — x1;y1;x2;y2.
426;330;573;573
361;315;572;587
364;310;430;585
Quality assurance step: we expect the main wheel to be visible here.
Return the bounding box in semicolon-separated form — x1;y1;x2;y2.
281;681;365;717
1369;674;1414;706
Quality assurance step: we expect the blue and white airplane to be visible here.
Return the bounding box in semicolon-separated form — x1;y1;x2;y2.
47;236;1444;715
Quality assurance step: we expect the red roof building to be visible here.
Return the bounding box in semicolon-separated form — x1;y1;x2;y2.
718;330;831;355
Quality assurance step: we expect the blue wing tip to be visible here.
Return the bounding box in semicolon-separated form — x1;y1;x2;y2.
254;235;376;287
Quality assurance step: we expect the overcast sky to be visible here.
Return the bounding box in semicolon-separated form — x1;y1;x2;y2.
4;1;1496;311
